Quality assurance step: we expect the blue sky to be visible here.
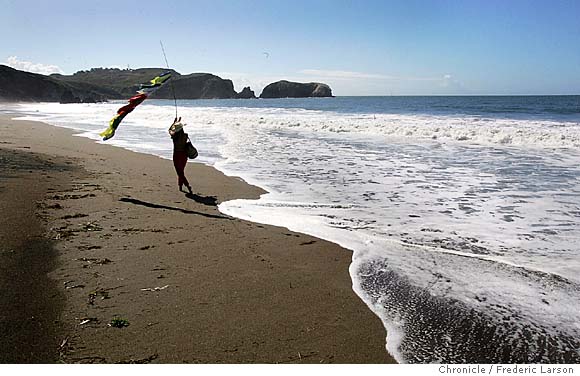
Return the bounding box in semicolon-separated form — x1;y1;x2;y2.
2;0;579;95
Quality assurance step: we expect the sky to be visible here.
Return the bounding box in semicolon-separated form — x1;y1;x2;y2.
2;0;579;96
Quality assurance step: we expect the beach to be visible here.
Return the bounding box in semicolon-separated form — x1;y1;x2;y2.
0;114;394;364
3;95;579;364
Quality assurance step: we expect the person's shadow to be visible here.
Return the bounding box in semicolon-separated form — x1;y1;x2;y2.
185;193;218;206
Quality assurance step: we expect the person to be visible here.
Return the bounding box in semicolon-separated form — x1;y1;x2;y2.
168;117;193;194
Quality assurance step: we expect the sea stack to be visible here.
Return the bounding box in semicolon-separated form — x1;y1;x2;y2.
259;80;333;98
236;86;257;99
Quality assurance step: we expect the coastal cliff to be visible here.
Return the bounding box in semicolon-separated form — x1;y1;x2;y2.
53;68;246;100
0;65;112;103
1;66;256;102
153;73;240;99
1;66;333;102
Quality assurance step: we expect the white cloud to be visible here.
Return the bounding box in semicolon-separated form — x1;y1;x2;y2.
298;69;393;80
4;56;64;75
298;69;449;82
441;74;465;89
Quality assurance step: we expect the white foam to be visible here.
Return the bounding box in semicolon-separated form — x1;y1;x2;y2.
14;101;580;150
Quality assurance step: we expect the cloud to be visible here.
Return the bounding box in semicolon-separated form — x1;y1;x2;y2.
298;69;449;82
4;56;64;75
298;69;393;80
441;74;464;88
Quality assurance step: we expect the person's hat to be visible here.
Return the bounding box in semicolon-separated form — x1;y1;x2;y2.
169;121;184;136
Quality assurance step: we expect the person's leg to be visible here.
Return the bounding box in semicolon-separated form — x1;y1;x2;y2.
181;158;192;194
173;154;186;190
173;152;191;192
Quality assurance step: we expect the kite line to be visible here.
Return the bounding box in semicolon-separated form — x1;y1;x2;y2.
160;40;178;119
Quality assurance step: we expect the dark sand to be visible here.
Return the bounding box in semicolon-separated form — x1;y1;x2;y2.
0;114;394;364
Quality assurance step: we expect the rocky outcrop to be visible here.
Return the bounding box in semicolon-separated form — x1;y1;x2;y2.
54;68;251;100
236;86;256;99
0;65;108;103
259;80;333;98
1;65;258;102
52;68;179;98
153;73;239;99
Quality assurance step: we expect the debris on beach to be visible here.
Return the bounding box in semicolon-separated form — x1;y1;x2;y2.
140;285;169;292
88;288;111;305
64;280;85;289
49;193;96;200
79;317;98;326
77;245;102;251
59;338;68;349
58;337;69;357
81;222;102;232
115;227;168;234
61;213;89;220
118;353;159;364
109;317;130;328
51;226;76;240
77;257;112;266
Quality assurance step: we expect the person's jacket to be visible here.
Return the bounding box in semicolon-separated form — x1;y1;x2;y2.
172;130;188;153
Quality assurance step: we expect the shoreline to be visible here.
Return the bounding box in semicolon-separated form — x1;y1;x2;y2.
0;114;394;363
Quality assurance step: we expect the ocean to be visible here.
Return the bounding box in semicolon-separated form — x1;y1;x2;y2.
6;95;580;363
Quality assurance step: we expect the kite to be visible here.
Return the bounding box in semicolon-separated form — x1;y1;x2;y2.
100;71;172;141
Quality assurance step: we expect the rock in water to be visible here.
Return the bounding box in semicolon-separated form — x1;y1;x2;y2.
236;86;256;99
259;80;333;98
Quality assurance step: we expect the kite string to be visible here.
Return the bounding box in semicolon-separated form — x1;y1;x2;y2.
160;40;178;119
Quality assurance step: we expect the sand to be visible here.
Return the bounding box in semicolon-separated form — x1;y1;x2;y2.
0;114;394;364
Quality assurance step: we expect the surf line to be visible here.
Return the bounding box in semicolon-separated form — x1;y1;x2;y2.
362;232;566;279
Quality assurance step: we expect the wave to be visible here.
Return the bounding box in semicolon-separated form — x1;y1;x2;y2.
12;102;580;150
353;254;580;363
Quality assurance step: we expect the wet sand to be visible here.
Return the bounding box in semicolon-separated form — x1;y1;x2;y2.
0;114;394;363
0;147;72;362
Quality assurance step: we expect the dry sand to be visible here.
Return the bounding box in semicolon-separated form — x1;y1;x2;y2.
0;114;394;364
